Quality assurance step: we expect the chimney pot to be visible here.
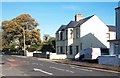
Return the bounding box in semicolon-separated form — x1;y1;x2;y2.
75;14;83;21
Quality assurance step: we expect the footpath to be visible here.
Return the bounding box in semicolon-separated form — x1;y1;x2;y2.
52;60;120;72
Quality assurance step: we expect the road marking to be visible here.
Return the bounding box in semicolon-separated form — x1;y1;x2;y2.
32;63;43;66
70;66;93;72
33;68;53;75
78;68;93;72
32;63;39;65
82;67;120;74
50;66;74;73
39;64;43;66
7;59;15;61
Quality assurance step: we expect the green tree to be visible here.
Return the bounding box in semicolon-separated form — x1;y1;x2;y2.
43;34;50;41
2;14;41;52
41;36;56;53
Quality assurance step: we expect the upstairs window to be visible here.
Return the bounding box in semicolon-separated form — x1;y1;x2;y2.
76;28;79;38
70;29;73;38
106;33;110;40
60;31;63;40
56;33;59;40
66;30;68;39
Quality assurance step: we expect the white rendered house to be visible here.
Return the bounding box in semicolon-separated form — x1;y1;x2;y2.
55;14;116;59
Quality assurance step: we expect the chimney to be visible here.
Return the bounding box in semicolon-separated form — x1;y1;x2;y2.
75;14;83;22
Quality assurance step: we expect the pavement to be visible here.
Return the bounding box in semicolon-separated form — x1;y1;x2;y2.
52;60;120;72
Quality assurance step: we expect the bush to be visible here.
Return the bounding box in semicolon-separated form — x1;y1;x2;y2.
27;43;42;52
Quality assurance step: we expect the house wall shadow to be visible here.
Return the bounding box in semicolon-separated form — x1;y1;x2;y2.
66;33;107;59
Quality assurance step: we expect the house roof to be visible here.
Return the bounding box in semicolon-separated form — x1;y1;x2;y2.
107;25;116;32
115;6;120;10
66;21;79;28
56;25;67;33
56;15;95;32
67;15;94;28
77;15;94;27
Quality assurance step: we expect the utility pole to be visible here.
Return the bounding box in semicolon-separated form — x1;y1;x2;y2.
23;29;26;56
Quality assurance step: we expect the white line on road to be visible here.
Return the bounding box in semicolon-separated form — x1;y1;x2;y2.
33;68;53;75
70;66;93;72
32;63;39;65
50;66;74;73
39;64;43;66
78;68;93;72
32;63;43;66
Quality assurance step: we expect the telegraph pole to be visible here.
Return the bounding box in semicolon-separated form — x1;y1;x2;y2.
23;29;26;56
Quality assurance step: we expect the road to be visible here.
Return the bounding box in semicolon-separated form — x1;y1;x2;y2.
1;55;120;78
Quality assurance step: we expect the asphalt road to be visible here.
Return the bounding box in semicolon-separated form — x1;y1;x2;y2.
1;55;120;77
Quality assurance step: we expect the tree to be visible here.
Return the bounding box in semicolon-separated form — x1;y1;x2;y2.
41;36;56;53
43;34;50;41
2;14;41;52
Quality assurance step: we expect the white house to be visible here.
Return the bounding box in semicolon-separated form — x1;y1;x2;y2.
55;14;116;59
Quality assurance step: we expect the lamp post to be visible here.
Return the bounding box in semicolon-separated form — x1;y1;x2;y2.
22;28;26;56
24;29;25;56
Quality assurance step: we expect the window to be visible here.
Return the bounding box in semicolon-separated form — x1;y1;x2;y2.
60;46;63;54
56;33;59;40
76;46;79;54
70;46;72;55
60;32;63;40
76;28;79;38
66;30;68;39
70;29;73;38
106;33;110;40
66;46;68;54
57;46;59;53
80;43;82;50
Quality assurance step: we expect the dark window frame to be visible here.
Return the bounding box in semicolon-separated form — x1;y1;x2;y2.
70;46;72;55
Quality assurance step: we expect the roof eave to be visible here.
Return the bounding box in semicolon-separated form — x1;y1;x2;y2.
115;6;120;10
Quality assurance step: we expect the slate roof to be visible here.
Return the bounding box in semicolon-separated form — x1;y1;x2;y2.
77;15;94;26
66;21;79;28
56;25;67;33
107;25;116;32
56;15;95;33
